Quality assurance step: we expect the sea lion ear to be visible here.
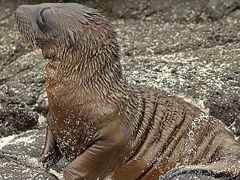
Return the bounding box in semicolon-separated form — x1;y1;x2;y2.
67;28;75;46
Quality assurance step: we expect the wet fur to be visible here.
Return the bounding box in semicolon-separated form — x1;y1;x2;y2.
15;3;240;180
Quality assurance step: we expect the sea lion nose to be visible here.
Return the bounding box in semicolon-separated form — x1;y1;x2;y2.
15;4;41;19
14;6;25;18
15;5;32;20
15;5;33;14
15;5;43;27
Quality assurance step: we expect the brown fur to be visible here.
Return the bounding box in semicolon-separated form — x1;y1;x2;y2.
15;3;240;180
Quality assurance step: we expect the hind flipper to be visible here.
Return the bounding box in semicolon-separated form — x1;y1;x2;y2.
162;160;240;180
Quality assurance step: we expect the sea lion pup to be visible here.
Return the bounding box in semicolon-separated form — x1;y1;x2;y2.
15;3;240;180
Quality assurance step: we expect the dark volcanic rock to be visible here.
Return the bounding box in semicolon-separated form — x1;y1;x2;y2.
0;158;58;180
0;51;47;137
0;103;38;137
0;129;64;180
83;0;240;23
200;0;240;21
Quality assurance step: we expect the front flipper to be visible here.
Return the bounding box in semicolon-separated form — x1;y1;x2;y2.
39;113;62;170
38;125;62;170
63;125;127;180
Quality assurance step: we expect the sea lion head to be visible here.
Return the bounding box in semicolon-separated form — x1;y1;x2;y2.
14;3;119;66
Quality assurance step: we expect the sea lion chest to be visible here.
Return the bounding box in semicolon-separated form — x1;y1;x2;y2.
45;65;98;160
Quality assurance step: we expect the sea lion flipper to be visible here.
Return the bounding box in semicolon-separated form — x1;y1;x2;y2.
63;135;126;179
39;115;62;170
162;162;240;180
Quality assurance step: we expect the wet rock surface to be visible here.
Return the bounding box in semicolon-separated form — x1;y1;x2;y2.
0;158;58;180
0;51;47;137
0;0;239;179
85;0;240;23
0;127;64;180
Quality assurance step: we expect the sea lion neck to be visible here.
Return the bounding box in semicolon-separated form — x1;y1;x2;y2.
45;48;126;103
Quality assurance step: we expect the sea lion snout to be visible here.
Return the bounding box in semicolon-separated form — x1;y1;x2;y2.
15;4;48;31
15;4;62;60
15;5;48;49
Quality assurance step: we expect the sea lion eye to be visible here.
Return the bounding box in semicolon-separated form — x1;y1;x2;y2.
37;7;50;31
39;9;46;25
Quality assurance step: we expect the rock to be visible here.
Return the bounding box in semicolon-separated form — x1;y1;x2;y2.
0;158;58;180
83;0;240;23
0;128;65;180
0;51;47;137
200;0;240;21
83;0;206;22
0;103;38;137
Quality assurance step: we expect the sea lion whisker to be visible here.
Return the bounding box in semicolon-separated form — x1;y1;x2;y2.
16;21;37;49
